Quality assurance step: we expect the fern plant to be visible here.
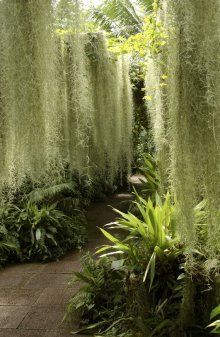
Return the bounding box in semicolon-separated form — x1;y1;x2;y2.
1;200;87;262
27;182;76;204
66;254;129;336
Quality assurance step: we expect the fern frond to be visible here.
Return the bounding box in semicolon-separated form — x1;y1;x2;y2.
27;182;75;203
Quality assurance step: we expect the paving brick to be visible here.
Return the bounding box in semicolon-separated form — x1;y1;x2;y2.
0;288;42;306
0;194;130;337
44;330;88;337
1;263;46;275
0;273;32;288
35;287;76;306
19;306;75;330
0;306;29;328
0;329;45;337
62;251;81;262
42;261;81;274
24;274;72;289
44;329;82;337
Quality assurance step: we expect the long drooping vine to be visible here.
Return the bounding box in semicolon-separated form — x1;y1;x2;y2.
85;33;133;182
145;1;220;328
146;0;220;256
0;0;133;193
0;0;60;190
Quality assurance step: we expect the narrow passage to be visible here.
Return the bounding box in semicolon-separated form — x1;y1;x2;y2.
0;192;132;337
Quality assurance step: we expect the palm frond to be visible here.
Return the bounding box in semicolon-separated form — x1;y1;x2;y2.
135;0;153;11
27;182;75;203
92;0;147;36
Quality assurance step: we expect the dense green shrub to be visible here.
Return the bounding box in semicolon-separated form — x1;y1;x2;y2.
66;254;130;336
6;202;87;262
65;151;219;336
0;195;87;263
66;193;184;336
0;220;18;267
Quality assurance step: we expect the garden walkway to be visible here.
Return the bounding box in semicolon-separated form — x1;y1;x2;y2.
0;191;133;337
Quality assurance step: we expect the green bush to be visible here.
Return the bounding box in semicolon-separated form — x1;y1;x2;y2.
66;194;184;337
66;254;131;336
0;222;19;267
0;199;87;263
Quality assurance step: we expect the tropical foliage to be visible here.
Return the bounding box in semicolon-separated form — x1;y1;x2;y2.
91;0;153;37
207;305;220;334
0;196;87;264
66;189;183;336
0;1;219;337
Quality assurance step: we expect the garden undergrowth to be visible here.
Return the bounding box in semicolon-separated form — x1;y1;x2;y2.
66;154;220;337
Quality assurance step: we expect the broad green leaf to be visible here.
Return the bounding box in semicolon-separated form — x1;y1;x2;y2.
211;306;220;320
36;228;41;241
99;228;119;244
143;251;156;286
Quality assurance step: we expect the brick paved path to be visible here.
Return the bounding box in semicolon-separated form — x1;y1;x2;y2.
0;192;131;337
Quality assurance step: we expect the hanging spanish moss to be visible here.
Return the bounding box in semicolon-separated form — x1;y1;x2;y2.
62;33;93;174
145;53;169;190
0;0;60;191
119;55;133;176
147;0;220;257
0;0;133;193
57;31;133;183
84;32;133;183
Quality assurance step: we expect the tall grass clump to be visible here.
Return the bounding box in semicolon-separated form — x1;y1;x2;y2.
62;32;93;174
57;31;133;184
145;6;169;191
